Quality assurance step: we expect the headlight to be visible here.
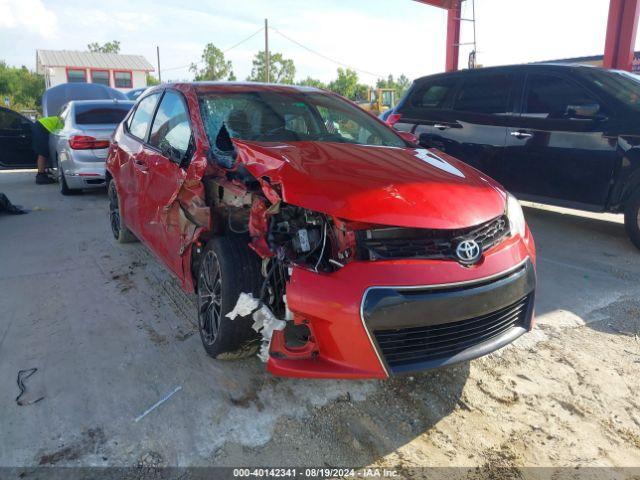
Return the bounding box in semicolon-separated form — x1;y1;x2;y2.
506;193;526;238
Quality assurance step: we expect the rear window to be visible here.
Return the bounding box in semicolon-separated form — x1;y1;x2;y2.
75;104;132;125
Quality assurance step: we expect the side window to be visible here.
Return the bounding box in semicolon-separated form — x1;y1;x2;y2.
128;93;160;140
524;74;599;119
149;91;192;158
0;109;24;129
453;74;513;115
411;78;458;109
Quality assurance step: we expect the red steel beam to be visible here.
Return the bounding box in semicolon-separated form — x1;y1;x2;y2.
414;0;462;71
413;0;455;7
445;0;462;71
603;0;640;70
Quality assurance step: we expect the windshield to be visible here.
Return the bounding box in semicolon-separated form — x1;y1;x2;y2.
583;69;640;112
198;90;406;148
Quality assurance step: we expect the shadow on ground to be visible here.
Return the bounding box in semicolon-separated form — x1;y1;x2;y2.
217;362;471;467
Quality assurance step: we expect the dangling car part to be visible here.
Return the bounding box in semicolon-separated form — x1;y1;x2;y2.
106;83;536;379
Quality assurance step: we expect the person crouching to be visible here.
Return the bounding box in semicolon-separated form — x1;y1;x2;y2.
32;116;63;185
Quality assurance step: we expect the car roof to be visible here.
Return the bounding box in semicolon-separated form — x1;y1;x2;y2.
413;63;601;83
68;99;135;107
156;81;324;94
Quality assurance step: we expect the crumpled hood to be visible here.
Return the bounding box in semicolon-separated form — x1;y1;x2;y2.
233;140;506;229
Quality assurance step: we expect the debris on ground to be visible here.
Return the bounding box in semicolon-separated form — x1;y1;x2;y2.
134;386;182;423
16;368;44;406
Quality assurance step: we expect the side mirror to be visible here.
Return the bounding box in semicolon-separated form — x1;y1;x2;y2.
565;103;601;119
397;131;418;144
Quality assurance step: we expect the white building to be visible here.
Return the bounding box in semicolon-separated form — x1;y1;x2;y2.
36;50;155;91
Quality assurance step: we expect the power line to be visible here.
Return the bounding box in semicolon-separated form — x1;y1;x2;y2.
270;26;385;79
162;26;264;72
222;26;264;54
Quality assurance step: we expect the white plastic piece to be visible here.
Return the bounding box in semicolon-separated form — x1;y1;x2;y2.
226;292;287;363
251;305;286;363
226;292;261;320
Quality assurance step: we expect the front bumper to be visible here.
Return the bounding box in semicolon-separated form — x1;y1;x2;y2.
363;259;535;375
267;229;536;379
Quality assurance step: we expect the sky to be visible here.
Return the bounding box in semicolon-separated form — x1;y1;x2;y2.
0;0;630;85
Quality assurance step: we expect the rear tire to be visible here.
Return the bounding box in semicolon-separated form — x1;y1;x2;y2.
108;180;137;243
59;165;80;196
196;236;262;359
624;190;640;250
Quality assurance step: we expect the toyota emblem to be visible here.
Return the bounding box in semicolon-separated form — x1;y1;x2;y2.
455;239;482;264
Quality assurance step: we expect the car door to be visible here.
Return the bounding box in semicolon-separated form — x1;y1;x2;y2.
394;75;460;141
503;72;618;207
0;107;37;168
403;72;517;185
118;92;162;237
137;89;194;279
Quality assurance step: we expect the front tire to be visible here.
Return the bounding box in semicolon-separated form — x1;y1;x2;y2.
108;180;137;243
624;190;640;250
197;236;262;359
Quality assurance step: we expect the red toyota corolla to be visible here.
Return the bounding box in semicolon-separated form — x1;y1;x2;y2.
106;82;536;379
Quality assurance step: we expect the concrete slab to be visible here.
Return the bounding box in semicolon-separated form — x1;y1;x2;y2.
1;171;639;469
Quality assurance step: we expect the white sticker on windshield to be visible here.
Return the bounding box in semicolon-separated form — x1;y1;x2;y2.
414;149;465;178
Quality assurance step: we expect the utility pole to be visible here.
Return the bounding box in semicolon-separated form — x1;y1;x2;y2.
264;18;270;83
156;46;162;82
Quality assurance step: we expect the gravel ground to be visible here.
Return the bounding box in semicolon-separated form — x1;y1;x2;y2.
1;171;639;475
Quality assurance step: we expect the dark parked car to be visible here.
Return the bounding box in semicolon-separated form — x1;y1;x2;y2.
0;107;37;169
392;64;640;249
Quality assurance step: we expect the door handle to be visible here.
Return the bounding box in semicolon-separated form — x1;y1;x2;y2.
510;130;533;139
433;124;450;131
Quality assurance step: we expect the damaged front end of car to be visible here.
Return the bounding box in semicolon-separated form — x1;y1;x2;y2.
194;139;363;369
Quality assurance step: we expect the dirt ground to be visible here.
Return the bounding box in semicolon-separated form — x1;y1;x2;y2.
1;171;639;475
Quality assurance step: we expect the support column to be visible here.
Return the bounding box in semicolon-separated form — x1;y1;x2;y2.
445;0;462;71
603;0;640;71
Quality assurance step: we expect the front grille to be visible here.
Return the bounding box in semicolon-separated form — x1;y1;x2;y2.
356;215;509;262
373;294;530;368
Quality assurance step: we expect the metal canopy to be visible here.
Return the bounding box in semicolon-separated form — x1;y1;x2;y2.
414;0;640;72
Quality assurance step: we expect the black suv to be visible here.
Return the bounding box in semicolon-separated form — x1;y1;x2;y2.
393;64;640;249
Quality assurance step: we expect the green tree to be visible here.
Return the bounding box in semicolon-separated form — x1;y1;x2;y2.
376;74;411;103
327;68;369;101
296;76;327;89
87;40;121;54
0;61;45;112
146;74;160;86
190;43;234;81
247;51;295;84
